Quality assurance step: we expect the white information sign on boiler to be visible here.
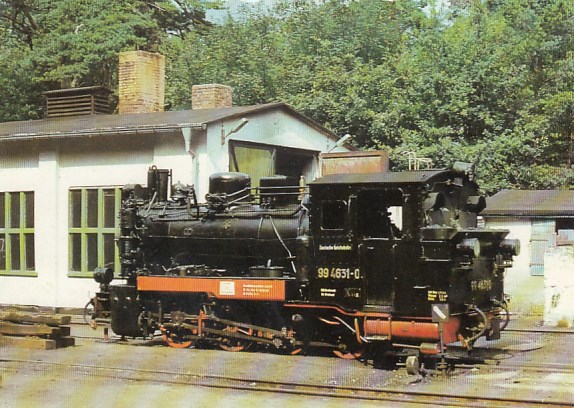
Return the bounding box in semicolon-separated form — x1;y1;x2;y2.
219;281;236;296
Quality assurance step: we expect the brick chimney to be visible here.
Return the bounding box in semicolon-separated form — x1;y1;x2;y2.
192;84;232;109
118;51;165;114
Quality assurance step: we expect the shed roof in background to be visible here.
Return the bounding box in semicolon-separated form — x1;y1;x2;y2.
483;190;574;217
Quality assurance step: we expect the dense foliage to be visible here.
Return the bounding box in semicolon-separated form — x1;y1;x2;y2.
0;0;219;115
1;0;573;191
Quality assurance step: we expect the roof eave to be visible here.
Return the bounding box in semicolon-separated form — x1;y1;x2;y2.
0;102;349;147
0;123;207;142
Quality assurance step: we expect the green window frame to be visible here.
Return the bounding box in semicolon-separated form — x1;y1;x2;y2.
0;191;36;277
68;187;121;277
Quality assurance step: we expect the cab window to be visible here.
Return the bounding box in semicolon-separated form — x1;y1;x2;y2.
321;200;347;231
357;189;403;239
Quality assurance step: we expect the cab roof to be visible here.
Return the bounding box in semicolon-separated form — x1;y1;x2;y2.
310;169;450;187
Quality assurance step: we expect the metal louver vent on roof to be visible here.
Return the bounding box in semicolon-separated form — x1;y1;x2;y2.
43;86;112;118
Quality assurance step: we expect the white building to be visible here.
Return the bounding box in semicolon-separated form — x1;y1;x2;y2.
483;189;574;320
0;51;352;309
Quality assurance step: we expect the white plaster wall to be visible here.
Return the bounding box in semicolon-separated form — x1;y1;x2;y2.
152;133;195;186
544;246;574;327
484;217;545;315
193;132;212;202
1;137;157;308
55;138;155;307
223;110;341;152
0;113;344;309
0;146;44;305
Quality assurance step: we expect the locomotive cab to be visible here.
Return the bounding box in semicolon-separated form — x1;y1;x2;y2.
308;175;426;312
308;163;518;349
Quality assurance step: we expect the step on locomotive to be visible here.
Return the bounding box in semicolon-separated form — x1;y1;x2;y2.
88;162;519;371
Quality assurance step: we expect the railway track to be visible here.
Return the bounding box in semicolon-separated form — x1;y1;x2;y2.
1;357;571;407
4;325;571;406
484;360;574;375
72;325;574;374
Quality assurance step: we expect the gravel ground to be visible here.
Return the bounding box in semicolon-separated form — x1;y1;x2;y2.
1;318;573;407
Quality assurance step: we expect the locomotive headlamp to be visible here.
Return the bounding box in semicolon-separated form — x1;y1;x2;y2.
93;267;114;285
456;238;481;258
500;239;520;256
453;161;476;180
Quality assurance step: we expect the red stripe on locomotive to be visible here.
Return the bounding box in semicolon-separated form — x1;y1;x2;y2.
363;317;461;344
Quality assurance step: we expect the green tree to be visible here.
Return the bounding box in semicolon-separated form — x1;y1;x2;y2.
391;0;574;191
0;0;220;91
0;28;43;121
2;0;574;191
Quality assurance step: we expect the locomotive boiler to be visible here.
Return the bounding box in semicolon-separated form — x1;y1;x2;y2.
89;162;518;371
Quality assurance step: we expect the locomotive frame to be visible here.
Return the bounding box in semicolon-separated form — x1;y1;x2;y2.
88;162;518;371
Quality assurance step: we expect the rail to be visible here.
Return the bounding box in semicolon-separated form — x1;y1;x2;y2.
1;357;570;408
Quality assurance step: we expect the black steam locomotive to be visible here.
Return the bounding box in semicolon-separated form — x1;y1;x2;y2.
89;162;518;371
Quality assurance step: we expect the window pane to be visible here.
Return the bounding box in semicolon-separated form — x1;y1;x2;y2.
69;187;119;274
87;233;98;271
10;193;20;228
10;234;20;270
70;233;82;271
276;151;311;178
0;234;5;270
70;190;82;228
104;233;115;268
103;190;116;228
87;190;98;228
321;201;347;230
25;233;35;270
231;144;274;188
25;192;34;228
388;206;403;231
0;193;5;228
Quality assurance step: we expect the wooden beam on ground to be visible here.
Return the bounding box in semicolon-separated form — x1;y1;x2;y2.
0;321;62;337
0;311;71;326
0;321;70;338
0;334;58;350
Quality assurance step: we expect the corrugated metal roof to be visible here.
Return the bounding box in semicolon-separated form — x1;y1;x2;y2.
0;102;340;143
483;190;574;217
311;169;448;186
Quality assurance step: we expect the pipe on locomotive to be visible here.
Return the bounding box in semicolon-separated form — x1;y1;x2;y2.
492;299;510;331
460;306;488;350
